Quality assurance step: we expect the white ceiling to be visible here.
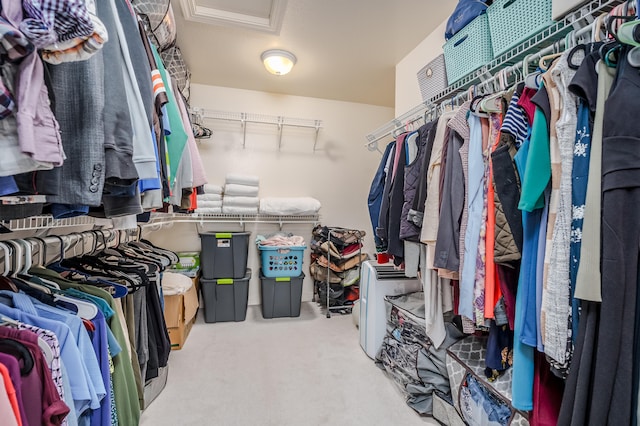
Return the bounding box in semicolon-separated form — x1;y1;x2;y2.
173;0;456;107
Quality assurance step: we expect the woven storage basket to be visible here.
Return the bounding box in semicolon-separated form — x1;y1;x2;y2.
443;14;493;85
417;54;447;103
488;0;553;57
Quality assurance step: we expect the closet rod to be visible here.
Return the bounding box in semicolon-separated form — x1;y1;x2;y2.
364;0;626;149
0;229;139;276
191;108;323;151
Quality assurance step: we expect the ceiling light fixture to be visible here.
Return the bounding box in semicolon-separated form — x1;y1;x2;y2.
261;49;296;76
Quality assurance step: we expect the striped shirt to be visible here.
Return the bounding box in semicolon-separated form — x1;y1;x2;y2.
500;90;529;146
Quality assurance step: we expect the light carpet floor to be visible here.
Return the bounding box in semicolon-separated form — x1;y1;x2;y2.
140;302;438;426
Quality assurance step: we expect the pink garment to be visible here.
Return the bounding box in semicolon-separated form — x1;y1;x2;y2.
391;133;408;181
518;88;538;126
0;373;19;426
175;89;207;187
3;0;65;166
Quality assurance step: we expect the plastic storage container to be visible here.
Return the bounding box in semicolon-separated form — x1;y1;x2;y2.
443;14;493;84
199;232;250;279
417;54;447;103
260;272;304;319
258;245;306;278
488;0;553;57
200;269;251;323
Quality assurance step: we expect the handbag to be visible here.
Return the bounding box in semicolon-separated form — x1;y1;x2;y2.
445;0;490;40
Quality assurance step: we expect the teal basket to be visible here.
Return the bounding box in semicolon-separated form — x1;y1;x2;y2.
488;0;554;57
259;245;306;278
443;14;493;85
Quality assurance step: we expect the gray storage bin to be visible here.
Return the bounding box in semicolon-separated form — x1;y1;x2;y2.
199;231;250;279
201;269;251;323
260;271;304;319
417;54;447;103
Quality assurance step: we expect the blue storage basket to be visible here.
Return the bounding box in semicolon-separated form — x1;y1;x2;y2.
443;14;493;85
259;245;306;278
488;0;553;57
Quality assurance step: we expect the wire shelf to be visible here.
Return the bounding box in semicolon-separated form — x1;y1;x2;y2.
191;108;323;150
365;0;624;146
0;215;98;232
142;212;321;228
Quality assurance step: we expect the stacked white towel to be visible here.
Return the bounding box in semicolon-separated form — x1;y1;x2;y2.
203;184;223;194
223;174;260;214
196;182;224;214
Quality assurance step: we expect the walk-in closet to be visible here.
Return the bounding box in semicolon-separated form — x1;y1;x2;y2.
0;0;638;425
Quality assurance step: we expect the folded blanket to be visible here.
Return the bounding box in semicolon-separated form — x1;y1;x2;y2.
224;184;259;197
197;193;222;201
259;197;321;216
257;233;305;247
195;207;222;214
203;184;223;194
222;206;258;215
223;196;259;208
197;200;222;208
226;173;259;186
162;272;193;295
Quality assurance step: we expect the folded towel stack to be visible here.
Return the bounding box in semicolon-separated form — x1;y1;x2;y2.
223;174;260;215
196;183;224;214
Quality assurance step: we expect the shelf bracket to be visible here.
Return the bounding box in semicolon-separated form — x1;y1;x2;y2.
241;113;247;149
277;116;284;150
312;120;321;152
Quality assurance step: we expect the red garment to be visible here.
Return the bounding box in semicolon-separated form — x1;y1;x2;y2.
0;354;27;426
341;243;362;257
485;114;503;319
517;87;538;125
189;189;198;211
530;351;564;426
0;327;69;426
451;280;460;315
0;363;21;426
82;319;96;332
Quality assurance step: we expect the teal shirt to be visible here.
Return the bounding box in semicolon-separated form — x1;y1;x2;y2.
518;104;550;212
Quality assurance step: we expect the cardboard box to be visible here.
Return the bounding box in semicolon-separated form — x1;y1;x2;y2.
163;278;199;350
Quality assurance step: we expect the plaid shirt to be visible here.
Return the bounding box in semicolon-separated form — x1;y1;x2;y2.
22;0;95;46
0;16;35;62
0;17;35;120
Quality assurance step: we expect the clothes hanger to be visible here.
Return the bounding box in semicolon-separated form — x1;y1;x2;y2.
0;336;34;375
4;240;22;278
479;70;507;113
615;19;640;46
522;54;542;89
16;240;32;276
0;242;9;278
538;41;564;71
0;313;54;367
52;292;98;320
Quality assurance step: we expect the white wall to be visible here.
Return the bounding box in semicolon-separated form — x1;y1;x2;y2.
395;20;448;116
147;84;393;305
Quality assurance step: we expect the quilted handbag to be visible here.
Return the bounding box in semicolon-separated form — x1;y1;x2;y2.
130;0;177;49
445;0;490;40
